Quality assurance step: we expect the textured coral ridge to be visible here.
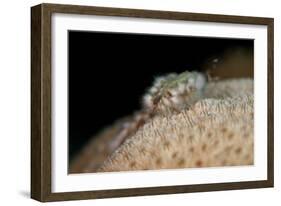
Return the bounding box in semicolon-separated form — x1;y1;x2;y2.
98;78;254;172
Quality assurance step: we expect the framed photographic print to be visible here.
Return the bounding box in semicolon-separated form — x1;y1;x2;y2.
31;3;274;202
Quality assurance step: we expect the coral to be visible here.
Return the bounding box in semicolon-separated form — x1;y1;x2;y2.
69;77;254;173
204;78;253;99
98;94;253;172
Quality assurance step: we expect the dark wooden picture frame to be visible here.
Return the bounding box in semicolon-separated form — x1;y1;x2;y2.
31;3;274;202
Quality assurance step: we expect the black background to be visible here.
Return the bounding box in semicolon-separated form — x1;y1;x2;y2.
68;31;253;161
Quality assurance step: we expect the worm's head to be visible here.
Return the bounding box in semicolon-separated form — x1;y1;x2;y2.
143;71;207;114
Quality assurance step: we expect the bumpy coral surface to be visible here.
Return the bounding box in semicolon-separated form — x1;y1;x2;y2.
70;76;254;173
98;94;253;172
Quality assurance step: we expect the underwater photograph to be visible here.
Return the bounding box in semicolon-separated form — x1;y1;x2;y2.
68;31;254;173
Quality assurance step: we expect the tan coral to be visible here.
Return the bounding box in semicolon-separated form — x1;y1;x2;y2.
204;78;253;99
98;94;253;172
69;116;131;173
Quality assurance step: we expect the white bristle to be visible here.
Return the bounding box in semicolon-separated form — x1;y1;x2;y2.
154;77;166;87
170;89;179;96
188;77;195;85
195;73;207;90
178;83;186;94
143;94;153;108
149;86;158;94
171;96;181;105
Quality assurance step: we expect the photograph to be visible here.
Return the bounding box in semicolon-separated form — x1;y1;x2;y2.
68;31;254;173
